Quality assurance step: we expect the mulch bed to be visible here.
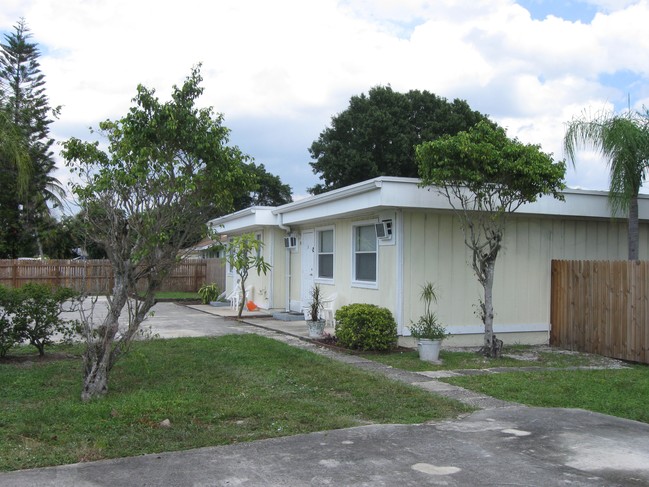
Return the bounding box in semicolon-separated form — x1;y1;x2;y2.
310;335;414;355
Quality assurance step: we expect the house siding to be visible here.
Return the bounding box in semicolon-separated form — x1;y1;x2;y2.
402;210;645;338
209;178;649;345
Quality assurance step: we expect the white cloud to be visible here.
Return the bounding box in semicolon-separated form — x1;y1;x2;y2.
1;0;648;200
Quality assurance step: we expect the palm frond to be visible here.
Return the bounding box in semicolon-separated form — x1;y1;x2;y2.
564;108;649;216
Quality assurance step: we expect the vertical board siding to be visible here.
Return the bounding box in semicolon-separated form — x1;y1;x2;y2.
551;260;649;364
0;259;225;294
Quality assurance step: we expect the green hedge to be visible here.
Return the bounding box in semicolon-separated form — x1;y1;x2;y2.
0;284;79;356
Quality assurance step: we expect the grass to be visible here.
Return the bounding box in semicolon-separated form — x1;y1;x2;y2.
443;366;649;424
359;345;649;424
153;291;200;300
359;347;606;372
0;335;470;471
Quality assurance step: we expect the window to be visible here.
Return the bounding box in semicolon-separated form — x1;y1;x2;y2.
255;232;263;259
317;228;334;279
353;224;377;284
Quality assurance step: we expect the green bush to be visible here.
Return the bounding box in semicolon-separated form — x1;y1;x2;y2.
0;285;20;357
198;282;221;304
12;284;80;356
335;303;397;351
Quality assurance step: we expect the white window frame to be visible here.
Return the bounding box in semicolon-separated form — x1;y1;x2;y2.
351;220;378;289
255;231;263;259
226;237;234;276
315;226;335;284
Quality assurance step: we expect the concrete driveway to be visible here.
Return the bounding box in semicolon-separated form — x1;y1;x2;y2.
2;407;648;486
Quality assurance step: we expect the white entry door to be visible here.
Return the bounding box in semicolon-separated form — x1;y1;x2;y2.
300;231;315;310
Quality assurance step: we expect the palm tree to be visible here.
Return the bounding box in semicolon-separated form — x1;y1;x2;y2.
564;108;649;260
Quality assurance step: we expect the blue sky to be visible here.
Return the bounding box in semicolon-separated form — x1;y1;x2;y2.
1;0;648;205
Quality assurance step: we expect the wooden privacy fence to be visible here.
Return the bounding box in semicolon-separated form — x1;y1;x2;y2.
0;258;226;294
551;260;649;364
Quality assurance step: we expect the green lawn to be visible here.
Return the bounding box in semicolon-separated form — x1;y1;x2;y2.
360;346;649;424
443;366;649;424
153;291;201;300
0;335;469;471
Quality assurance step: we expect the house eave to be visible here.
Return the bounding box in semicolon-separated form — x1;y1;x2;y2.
209;206;277;234
210;177;649;231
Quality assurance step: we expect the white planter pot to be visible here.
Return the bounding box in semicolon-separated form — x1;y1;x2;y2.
307;320;326;338
418;338;442;362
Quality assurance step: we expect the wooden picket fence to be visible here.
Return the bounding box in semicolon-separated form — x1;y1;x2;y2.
550;260;649;364
0;258;226;294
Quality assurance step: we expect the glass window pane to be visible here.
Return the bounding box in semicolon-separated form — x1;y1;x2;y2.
319;230;333;253
356;225;376;252
318;254;333;279
355;253;376;281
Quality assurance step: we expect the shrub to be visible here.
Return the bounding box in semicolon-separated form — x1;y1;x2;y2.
0;285;19;357
335;303;397;351
12;284;80;356
198;282;221;304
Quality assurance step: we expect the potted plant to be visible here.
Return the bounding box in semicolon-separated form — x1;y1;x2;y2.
305;284;326;338
198;282;221;305
408;282;448;362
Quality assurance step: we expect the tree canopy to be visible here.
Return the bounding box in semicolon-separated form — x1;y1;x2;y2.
0;18;63;258
308;85;491;194
62;65;252;400
234;162;292;209
417;121;566;356
564;108;649;260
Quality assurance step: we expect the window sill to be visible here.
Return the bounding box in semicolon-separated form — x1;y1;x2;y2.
315;278;334;285
351;281;378;290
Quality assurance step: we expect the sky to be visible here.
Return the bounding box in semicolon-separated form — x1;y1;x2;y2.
2;0;649;207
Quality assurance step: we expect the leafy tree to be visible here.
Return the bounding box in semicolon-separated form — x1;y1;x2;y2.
0;18;64;258
0;106;30;257
61;66;252;401
39;214;89;259
308;85;490;194
417;121;566;357
224;233;271;318
564;108;649;260
234;162;292;209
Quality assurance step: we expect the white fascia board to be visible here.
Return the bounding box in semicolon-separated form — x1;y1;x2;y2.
280;190;385;225
273;179;384;214
209;207;278;234
276;179;388;225
214;177;649;230
380;180;649;221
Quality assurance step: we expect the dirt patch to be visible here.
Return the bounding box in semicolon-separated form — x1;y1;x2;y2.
498;345;629;368
312;335;413;355
0;352;80;365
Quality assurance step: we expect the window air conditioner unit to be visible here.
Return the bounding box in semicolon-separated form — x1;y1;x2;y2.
375;220;393;239
284;235;297;249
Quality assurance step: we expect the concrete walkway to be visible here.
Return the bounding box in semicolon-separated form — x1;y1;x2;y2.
2;302;649;486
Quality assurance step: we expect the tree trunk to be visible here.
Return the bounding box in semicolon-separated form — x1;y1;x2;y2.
80;277;128;401
237;277;246;318
481;258;496;356
628;196;639;261
81;341;113;401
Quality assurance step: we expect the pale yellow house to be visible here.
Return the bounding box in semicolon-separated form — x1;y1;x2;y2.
209;177;649;346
